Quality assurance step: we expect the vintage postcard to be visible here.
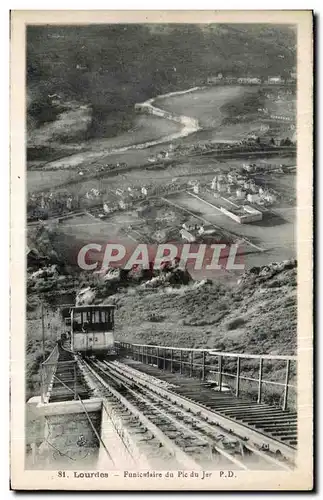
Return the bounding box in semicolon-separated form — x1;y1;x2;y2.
10;10;313;490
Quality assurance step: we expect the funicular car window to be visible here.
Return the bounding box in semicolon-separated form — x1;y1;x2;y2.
71;308;114;331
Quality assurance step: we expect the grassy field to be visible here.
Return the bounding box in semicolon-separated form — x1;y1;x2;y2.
264;91;296;118
57;213;135;247
27;169;77;193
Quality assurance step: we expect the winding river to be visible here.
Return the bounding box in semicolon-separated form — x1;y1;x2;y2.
40;86;203;171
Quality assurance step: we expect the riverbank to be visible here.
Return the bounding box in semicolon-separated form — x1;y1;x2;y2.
31;86;204;172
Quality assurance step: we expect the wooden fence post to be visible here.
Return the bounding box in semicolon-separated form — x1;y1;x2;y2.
236;357;241;397
282;359;290;411
179;350;183;375
257;358;263;404
40;365;45;404
190;351;193;377
73;362;77;400
218;355;223;390
170;349;173;372
202;351;206;381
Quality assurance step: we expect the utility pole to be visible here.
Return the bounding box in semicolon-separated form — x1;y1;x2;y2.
41;302;45;361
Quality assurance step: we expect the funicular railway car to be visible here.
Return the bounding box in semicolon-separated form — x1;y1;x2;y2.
70;305;116;358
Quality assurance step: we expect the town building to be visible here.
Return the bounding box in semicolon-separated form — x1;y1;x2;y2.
207;73;223;84
262;191;277;204
236;188;247;199
220;205;263;224
193;183;200;194
247;193;261;204
129;187;142;199
103;199;118;213
236;176;245;186
103;202;112;213
227;173;236;184
198;225;216;236
211;176;217;190
217;181;227;193
243;163;256;173
182;217;200;232
267;76;283;84
180;228;196;242
237;77;261;84
243;205;263;220
66;197;73;210
86;188;101;200
224;77;238;84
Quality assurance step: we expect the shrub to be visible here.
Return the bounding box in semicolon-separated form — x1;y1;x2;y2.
27;297;39;312
147;313;165;322
226;317;246;330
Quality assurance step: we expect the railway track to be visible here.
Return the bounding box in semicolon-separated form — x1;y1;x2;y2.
121;358;297;452
48;343;90;402
80;357;295;471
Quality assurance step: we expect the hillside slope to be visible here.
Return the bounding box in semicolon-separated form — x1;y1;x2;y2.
110;260;297;356
26;258;296;400
27;24;296;141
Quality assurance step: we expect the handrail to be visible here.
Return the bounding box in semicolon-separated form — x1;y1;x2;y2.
115;342;296;361
42;344;59;365
116;341;297;411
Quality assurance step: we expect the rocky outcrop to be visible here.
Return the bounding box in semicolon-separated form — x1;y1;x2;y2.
237;259;297;290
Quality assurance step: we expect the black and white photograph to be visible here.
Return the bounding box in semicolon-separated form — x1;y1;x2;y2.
10;10;313;491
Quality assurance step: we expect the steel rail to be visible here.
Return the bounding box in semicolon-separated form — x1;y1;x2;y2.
101;361;249;470
84;359;202;470
110;360;296;465
78;358;144;468
101;361;293;470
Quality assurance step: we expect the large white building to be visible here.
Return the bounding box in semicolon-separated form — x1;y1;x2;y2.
220;205;263;224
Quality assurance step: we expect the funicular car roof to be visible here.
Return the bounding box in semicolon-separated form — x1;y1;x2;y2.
72;305;115;312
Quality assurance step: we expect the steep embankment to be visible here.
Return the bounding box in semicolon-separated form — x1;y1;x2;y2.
110;260;297;356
